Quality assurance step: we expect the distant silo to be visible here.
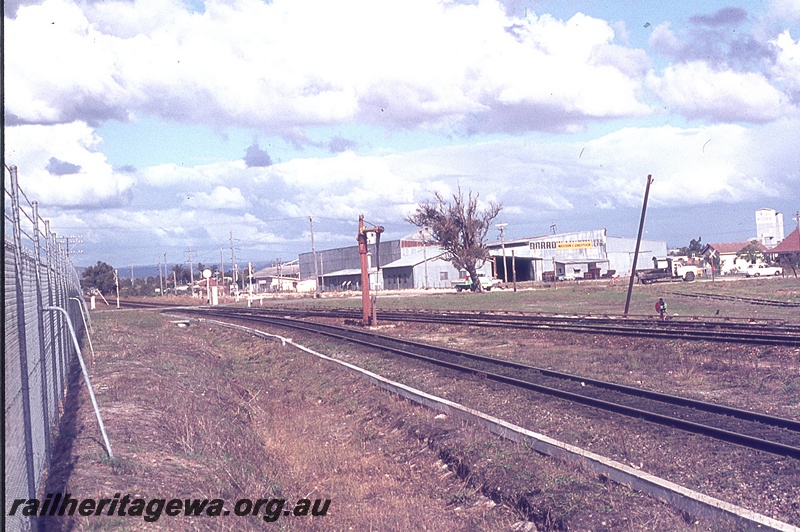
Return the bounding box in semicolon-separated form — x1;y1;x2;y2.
755;208;784;248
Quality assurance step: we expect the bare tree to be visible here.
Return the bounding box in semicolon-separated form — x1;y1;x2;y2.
406;187;502;292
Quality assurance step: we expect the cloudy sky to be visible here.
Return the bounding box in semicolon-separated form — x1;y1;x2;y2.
4;0;800;270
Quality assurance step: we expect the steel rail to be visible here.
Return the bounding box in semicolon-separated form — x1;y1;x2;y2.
175;307;800;459
217;306;800;347
665;290;800;308
112;299;197;309
256;306;800;332
227;309;800;431
370;313;800;346
374;308;800;332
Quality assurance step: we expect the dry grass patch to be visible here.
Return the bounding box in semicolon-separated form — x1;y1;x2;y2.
41;312;523;530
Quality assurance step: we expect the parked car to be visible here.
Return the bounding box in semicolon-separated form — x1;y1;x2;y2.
745;264;783;277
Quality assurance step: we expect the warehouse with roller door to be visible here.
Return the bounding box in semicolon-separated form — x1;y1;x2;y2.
487;229;667;282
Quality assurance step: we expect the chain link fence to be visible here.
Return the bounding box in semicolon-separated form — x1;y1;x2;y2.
5;165;87;531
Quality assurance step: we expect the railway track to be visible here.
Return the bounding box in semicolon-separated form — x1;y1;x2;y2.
102;299;200;309
203;306;800;347
173;307;800;460
665;290;800;308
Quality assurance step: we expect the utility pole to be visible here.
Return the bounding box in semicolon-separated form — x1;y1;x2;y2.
230;231;237;293
57;236;83;258
58;235;81;254
421;229;429;289
219;247;226;293
163;252;167;297
187;248;196;297
310;216;321;297
795;211;800;247
624;175;653;316
512;250;517;292
496;223;508;284
114;270;120;309
158;256;164;296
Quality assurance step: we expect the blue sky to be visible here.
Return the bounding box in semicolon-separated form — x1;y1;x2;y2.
4;0;799;269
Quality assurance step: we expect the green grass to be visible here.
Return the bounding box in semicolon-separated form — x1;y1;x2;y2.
243;277;800;322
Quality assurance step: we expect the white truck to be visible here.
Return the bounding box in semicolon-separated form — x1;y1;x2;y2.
636;257;702;285
745;264;783;277
452;272;499;292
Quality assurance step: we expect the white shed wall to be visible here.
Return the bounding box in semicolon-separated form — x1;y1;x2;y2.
606;237;668;276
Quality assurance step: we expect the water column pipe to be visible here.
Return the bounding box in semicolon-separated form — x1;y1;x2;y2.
357;215;384;326
358;215;371;326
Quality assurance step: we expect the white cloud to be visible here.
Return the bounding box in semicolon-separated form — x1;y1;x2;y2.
5;0;130;125
141;160;246;187
5;0;651;132
4;122;135;207
648;61;792;122
264;151;420;219
183;186;249;210
577;119;800;206
771;30;800;96
12;117;798;266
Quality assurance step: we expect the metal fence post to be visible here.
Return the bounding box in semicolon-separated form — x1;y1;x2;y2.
31;200;53;464
45;220;64;402
8;165;37;500
55;236;69;396
5;166;96;532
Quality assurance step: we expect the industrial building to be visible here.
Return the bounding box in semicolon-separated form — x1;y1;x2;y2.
298;228;666;291
298;232;492;291
487;229;667;282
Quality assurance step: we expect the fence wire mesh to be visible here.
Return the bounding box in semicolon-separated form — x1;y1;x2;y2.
5;165;86;531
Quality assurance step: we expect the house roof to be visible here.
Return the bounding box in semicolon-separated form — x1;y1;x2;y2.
770;228;800;253
703;241;767;254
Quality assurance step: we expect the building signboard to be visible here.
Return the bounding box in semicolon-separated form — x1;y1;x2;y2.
529;237;604;251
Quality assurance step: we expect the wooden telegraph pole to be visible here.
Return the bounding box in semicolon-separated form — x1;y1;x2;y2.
624;175;653;316
310;216;321;297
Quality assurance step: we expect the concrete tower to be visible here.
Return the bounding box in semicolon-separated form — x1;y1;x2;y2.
755;208;784;248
